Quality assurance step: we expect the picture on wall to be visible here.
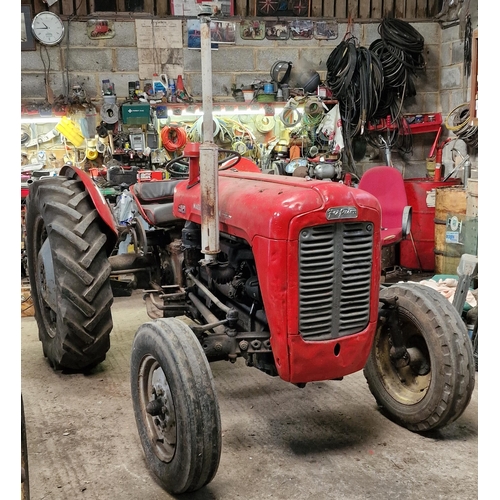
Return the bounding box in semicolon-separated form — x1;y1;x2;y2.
256;0;310;17
265;21;289;41
314;20;339;40
171;0;234;16
290;20;313;40
187;19;219;50
239;20;265;40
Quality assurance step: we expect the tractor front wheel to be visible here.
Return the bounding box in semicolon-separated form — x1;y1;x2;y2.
130;318;221;494
364;282;475;432
25;174;113;370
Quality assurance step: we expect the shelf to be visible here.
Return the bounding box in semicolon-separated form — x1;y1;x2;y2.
367;113;442;135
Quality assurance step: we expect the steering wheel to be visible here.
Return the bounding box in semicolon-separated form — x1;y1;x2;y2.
165;150;242;178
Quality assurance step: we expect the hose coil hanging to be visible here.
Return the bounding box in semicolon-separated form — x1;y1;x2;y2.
161;125;188;152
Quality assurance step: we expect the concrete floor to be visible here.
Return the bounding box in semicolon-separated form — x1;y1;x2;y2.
21;290;478;500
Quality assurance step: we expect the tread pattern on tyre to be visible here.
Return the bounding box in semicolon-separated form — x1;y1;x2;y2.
26;175;114;370
364;282;475;432
131;318;221;494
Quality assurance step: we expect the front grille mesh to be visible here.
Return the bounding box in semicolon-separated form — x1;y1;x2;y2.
298;222;373;340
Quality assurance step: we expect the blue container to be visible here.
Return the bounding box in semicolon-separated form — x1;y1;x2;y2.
263;83;274;94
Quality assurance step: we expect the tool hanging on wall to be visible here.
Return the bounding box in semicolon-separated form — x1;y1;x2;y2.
100;103;120;124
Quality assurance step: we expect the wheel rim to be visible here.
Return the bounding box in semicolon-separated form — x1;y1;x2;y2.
138;355;177;462
373;315;431;405
34;218;58;339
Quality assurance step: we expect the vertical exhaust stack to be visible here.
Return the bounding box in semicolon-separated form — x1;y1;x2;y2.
199;10;220;264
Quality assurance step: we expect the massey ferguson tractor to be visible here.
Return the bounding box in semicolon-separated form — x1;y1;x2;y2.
25;15;474;497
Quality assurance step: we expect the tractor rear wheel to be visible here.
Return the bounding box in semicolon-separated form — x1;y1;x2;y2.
26;174;113;370
364;282;475;432
130;318;221;494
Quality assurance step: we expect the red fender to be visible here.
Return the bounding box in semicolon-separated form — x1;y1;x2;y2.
60;164;118;250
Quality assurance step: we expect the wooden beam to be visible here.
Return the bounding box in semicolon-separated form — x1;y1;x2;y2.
416;0;427;18
347;0;358;18
61;0;73;15
323;0;335;17
427;0;440;17
359;0;371;19
76;0;89;16
311;0;322;17
336;0;347;18
469;29;478;126
144;0;154;14
371;0;383;19
235;0;247;16
383;0;395;17
405;0;416;18
395;0;405;18
33;0;47;15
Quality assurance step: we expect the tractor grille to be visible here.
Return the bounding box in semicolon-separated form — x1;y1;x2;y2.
298;222;373;340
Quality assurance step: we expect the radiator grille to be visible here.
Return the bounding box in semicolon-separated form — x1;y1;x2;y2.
298;222;373;340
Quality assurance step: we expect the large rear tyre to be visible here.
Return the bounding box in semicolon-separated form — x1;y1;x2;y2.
130;318;221;494
364;283;475;432
25;174;113;370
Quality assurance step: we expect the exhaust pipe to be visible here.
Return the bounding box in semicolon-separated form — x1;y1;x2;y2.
199;12;220;264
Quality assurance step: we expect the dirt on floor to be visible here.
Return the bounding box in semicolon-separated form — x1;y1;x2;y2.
21;291;478;500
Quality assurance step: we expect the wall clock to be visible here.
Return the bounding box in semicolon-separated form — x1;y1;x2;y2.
32;11;65;46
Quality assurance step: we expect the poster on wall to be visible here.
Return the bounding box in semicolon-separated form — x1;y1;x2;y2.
171;0;234;17
290;20;313;40
314;20;338;40
187;19;218;50
239;20;265;40
256;0;310;17
265;21;289;41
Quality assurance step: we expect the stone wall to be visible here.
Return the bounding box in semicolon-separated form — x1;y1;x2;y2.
21;14;478;179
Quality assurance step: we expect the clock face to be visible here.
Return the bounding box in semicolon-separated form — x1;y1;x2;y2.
32;12;65;46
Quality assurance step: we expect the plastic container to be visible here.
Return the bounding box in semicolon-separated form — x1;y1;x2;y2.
243;90;254;102
55;116;85;147
152;73;168;95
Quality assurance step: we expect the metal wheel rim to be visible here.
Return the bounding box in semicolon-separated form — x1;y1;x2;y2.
34;218;57;339
138;355;177;463
373;315;431;405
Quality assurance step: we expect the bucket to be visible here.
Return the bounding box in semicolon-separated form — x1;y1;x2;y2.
400;178;461;271
434;186;467;274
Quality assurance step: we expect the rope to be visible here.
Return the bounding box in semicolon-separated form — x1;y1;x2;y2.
161;125;187;152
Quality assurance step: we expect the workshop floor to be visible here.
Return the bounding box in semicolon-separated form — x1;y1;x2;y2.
21;291;478;500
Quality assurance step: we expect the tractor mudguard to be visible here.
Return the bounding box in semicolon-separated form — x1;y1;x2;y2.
60;164;118;250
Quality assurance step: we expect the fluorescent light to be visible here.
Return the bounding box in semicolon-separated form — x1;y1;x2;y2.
167;105;280;117
21;116;61;124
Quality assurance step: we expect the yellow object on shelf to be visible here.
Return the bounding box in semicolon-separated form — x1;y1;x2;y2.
55;116;85;147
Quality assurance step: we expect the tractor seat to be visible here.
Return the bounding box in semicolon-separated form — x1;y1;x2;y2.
358;166;412;246
130;180;182;226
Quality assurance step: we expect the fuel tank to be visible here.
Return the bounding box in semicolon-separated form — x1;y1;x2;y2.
173;170;381;242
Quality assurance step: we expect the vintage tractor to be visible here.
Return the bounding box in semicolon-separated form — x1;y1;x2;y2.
25;16;474;497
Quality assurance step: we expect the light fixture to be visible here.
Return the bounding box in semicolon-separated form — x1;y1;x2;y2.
166;105;283;118
21;116;61;124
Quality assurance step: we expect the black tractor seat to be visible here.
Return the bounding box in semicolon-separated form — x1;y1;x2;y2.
130;179;182;226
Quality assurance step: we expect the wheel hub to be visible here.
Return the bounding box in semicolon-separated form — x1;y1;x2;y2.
37;238;58;311
140;358;177;462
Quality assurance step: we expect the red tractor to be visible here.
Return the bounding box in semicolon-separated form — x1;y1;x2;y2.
25;144;474;494
24;18;474;496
